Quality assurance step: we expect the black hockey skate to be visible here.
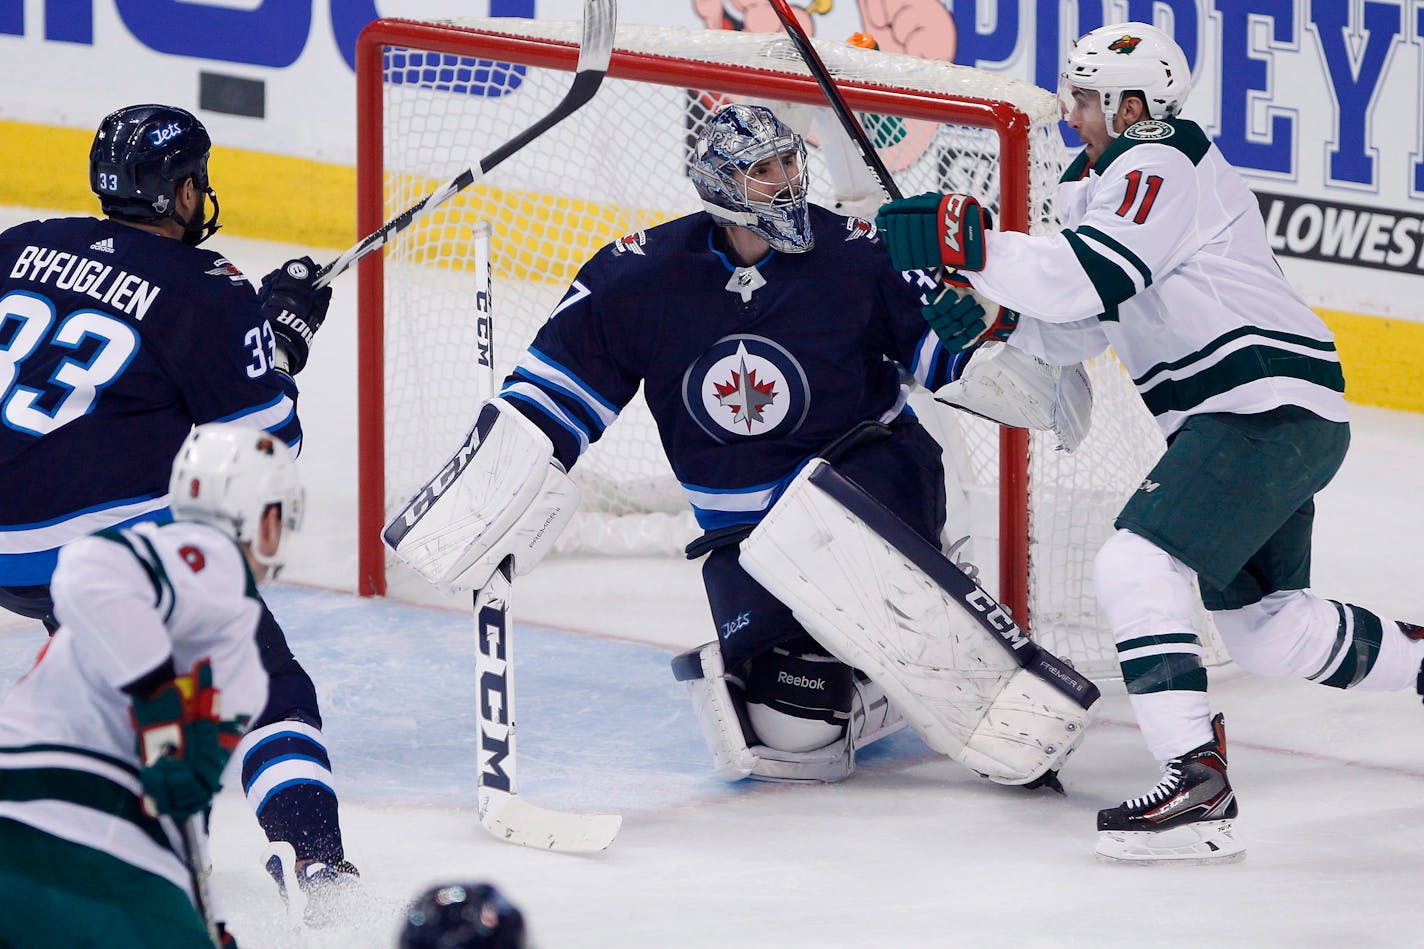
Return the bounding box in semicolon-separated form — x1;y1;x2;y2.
1095;713;1244;864
264;841;362;926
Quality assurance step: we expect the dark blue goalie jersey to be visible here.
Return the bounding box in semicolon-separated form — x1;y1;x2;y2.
0;216;300;584
501;205;964;531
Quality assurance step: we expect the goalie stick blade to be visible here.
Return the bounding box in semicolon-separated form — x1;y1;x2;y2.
478;788;622;854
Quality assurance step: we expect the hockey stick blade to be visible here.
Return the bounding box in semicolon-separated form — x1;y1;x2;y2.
315;0;618;288
479;788;623;854
475;557;623;854
767;0;901;202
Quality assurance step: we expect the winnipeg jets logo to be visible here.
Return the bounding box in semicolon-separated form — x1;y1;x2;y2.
1108;34;1142;54
683;336;810;443
713;354;778;431
612;231;646;256
844;217;879;243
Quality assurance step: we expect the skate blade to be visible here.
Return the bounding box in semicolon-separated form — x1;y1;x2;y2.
1094;819;1246;866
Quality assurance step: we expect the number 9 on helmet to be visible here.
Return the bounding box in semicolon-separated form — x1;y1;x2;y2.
168;423;303;574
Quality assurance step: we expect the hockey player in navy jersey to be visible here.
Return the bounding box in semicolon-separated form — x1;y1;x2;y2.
387;104;1100;792
877;23;1424;864
0;104;356;916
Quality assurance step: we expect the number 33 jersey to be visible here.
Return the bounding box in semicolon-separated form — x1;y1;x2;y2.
0;216;302;584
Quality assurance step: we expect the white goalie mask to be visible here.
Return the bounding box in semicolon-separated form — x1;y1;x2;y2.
690;103;814;254
169;422;304;576
1059;22;1192;137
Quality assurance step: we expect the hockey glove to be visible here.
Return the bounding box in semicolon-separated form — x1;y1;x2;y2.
921;283;989;353
260;256;332;375
876;192;991;274
131;659;241;820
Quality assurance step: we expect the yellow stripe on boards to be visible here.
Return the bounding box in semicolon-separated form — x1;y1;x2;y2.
2;119;1420;413
1319;308;1424;414
0;118;355;249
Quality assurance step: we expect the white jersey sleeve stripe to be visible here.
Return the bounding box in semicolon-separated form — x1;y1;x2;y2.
500;383;593;456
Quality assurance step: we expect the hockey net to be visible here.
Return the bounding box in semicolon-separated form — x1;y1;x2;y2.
355;17;1223;678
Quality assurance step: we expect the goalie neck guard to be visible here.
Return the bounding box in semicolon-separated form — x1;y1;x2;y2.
89;103;222;245
1060;22;1192;137
690;103;814;253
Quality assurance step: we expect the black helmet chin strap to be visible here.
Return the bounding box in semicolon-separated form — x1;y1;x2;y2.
180;185;222;246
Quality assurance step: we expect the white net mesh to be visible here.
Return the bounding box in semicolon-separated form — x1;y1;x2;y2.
368;18;1222;677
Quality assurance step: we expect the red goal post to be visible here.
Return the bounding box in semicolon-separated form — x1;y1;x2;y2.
353;17;1219;678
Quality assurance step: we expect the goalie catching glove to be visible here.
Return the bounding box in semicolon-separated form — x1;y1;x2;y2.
937;341;1092;453
382;399;581;592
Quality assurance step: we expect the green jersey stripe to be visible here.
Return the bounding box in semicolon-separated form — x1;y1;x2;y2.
1135;325;1338;388
0;766;173;854
0;742;140;779
1139;345;1346;417
1077;225;1153;288
1062;228;1137;313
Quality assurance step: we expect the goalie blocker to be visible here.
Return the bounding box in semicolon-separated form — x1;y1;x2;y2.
738;458;1100;787
382;398;581;591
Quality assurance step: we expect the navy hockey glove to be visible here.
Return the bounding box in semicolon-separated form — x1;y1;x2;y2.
876;192;991;275
131;659;240;820
260;256;331;375
921;283;988;353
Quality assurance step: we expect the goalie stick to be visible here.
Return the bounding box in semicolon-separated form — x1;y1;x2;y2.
475;556;623;853
766;0;903;203
313;0;617;289
466;223;621;853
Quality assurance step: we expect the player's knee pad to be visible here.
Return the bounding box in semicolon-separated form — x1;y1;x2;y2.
744;638;852;753
1094;529;1201;640
1213;589;1342;680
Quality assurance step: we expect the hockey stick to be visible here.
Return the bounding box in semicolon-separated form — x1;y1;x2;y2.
467;224;621;853
313;0;618;289
475;556;623;852
179;814;220;946
766;0;902;202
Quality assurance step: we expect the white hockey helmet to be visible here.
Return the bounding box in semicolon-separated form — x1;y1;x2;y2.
690;103;814;253
169;423;304;572
1060;22;1192;135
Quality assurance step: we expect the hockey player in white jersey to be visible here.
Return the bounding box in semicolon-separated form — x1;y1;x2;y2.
876;22;1424;864
386;103;1100;795
0;423;306;946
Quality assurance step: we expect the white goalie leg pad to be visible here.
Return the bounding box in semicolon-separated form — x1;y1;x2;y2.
738;460;1098;786
933;341;1093;452
672;642;857;784
382;398;581;592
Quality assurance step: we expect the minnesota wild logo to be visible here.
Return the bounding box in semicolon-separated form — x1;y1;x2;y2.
1108;34;1142;54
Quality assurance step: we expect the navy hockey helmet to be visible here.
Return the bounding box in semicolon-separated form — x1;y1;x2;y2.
89;104;222;245
399;882;526;949
690;103;814;253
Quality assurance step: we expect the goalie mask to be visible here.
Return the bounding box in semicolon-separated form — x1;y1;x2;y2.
691;103;814;253
89;103;222;246
1059;23;1192;137
169;423;304;577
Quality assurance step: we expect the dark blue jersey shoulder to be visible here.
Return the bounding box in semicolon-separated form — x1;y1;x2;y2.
0;216;300;584
501;205;956;531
